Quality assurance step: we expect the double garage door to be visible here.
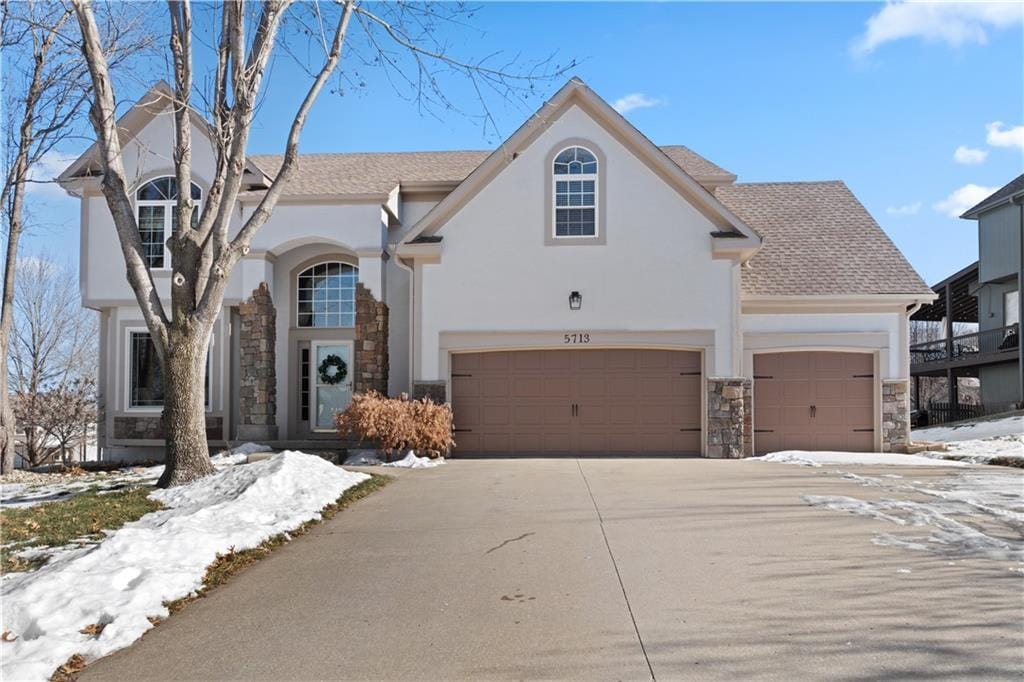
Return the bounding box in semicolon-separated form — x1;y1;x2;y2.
449;348;876;456
451;349;701;455
753;351;875;454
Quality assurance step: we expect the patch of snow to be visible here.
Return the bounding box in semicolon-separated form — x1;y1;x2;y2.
921;434;1024;464
913;414;1023;443
381;451;444;469
1;451;368;682
218;442;274;462
800;467;1024;565
750;451;969;468
343;452;383;466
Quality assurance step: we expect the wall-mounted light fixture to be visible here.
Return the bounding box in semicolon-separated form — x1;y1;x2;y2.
569;291;582;310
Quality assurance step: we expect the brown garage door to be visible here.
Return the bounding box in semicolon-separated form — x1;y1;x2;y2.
753;351;875;454
451;349;701;455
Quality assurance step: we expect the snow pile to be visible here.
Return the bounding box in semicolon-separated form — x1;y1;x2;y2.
1;451;368;682
382;451;445;469
751;451;968;468
802;469;1024;564
913;413;1023;443
927;434;1024;464
344;450;445;469
218;442;274;463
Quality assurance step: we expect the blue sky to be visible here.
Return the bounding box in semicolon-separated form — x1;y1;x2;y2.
22;1;1024;285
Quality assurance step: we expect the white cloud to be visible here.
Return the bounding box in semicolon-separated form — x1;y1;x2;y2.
26;150;78;199
886;201;922;216
953;145;988;165
985;121;1024;151
852;2;1023;56
612;93;661;115
933;184;999;218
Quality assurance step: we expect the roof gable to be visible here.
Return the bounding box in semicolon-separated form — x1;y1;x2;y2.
399;78;760;252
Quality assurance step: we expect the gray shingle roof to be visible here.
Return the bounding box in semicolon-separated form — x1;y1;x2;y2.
715;181;932;297
248;144;733;196
961;173;1024;218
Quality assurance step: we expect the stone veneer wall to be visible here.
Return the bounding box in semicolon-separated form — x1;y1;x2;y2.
238;283;278;440
354;284;389;394
412;381;447;403
882;380;910;453
113;415;223;441
707;377;752;459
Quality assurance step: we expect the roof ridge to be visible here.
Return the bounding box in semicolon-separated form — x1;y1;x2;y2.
728;180;845;187
249;149;492;159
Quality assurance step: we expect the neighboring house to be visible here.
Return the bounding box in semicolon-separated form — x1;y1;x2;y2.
910;175;1023;423
58;78;934;461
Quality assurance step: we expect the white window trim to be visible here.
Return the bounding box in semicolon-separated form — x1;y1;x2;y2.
552;146;599;240
295;261;359;329
134;177;203;271
1005;289;1020;328
123;326;213;412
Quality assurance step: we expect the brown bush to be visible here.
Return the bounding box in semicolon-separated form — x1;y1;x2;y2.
335;391;454;459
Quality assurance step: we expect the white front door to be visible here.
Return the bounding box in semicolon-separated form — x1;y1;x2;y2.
310;340;354;432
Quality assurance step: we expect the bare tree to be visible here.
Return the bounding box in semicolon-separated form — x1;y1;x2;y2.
0;0;150;474
7;257;97;465
71;0;571;487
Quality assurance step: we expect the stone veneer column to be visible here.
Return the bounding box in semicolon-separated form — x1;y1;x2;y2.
354;283;389;394
237;283;278;441
412;381;447;403
881;380;910;453
706;377;752;459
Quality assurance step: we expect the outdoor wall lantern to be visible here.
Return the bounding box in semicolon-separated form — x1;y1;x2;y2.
569;291;582;310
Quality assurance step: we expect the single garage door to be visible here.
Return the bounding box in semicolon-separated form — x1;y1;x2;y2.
451;349;701;456
753;351;875;454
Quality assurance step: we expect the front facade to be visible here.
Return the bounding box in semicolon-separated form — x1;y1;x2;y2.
60;79;933;461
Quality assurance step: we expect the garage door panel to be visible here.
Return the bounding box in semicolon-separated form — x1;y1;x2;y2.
451;349;701;455
754;351;875;455
481;378;510;398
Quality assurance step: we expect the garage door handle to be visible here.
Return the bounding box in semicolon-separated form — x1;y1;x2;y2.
810;405;816;418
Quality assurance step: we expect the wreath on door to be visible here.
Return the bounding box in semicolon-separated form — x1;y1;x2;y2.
318;354;348;385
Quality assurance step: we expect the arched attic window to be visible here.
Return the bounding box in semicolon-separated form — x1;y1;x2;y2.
135;176;203;268
296;261;358;328
552;146;598;237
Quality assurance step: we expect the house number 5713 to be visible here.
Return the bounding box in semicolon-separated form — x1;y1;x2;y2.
563;333;590;344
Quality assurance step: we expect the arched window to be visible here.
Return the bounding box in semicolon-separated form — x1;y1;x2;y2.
135;177;203;268
296;261;358;328
552;146;598;238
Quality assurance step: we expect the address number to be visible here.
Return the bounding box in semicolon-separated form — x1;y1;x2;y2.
563;332;591;344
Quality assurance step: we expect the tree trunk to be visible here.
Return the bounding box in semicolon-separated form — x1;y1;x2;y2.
156;331;214;487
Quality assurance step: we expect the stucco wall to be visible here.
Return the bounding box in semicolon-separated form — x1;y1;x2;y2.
415;104;737;381
741;311;905;380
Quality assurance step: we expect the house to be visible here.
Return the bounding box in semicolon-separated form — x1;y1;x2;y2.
910;175;1023;423
58;78;934;461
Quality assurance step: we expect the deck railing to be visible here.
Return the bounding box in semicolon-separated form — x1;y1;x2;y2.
910;323;1019;366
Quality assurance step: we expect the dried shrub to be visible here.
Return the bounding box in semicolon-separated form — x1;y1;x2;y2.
335;391;454;458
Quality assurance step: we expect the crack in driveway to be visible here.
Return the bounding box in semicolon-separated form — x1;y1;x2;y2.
485;532;535;554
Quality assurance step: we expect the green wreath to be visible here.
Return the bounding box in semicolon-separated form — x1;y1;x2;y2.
318;354;348;385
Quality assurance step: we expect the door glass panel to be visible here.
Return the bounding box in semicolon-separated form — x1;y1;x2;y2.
314;343;352;430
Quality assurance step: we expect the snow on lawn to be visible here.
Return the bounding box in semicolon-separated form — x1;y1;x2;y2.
1;451;367;682
344;450;445;468
750;451;969;468
913;413;1023;443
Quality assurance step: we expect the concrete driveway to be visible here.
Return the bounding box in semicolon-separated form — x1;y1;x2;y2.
85;459;1022;681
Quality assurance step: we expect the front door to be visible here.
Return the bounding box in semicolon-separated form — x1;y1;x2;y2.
311;341;354;432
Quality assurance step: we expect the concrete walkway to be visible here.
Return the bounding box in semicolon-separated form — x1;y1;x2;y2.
85;459;1023;680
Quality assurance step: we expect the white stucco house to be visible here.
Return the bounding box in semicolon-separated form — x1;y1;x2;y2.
59;78;935;461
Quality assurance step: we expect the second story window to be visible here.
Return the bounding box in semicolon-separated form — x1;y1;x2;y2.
553;146;598;238
297;261;358;328
135;177;203;268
